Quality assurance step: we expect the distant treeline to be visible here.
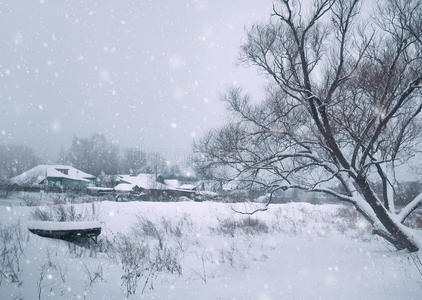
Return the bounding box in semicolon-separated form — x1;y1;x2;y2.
0;133;189;180
0;144;39;180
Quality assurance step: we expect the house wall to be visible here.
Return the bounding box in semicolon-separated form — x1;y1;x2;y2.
61;178;89;191
85;178;96;186
41;177;89;192
45;177;62;188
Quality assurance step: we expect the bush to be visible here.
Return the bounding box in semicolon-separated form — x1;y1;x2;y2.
135;217;163;249
66;234;115;258
115;233;182;296
214;217;269;237
114;215;190;295
160;214;192;238
116;235;151;295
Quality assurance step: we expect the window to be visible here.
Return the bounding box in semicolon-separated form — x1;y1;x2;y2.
56;168;69;175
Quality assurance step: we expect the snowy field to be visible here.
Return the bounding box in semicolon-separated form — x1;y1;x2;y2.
0;198;422;299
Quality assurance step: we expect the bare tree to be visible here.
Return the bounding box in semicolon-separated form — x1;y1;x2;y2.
121;147;147;175
195;0;422;251
145;152;168;177
67;134;120;176
0;144;39;179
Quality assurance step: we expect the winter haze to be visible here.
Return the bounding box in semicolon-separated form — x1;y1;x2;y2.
0;0;269;160
2;0;422;299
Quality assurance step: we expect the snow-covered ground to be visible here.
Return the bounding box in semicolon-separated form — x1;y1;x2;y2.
0;198;421;299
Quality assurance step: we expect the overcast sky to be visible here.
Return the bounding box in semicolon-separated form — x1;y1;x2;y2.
0;0;271;161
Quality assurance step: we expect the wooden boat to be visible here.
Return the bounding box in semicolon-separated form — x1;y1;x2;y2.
27;221;101;243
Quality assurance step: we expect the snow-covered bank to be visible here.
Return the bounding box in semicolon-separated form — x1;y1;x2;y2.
0;200;421;299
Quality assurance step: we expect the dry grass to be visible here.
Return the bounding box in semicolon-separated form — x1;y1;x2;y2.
115;232;182;296
0;223;28;287
32;203;98;222
214;217;269;237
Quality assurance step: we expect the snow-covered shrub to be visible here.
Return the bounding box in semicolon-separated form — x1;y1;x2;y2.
218;240;247;269
135;217;164;249
37;252;67;300
115;233;182;296
32;203;98;222
115;235;151;295
133;214;194;253
61;228;114;259
272;213;305;235
160;217;182;238
54;205;80;222
213;217;269;237
107;215;189;296
65;236;114;259
335;206;360;226
268;204;372;239
334;206;372;239
20;191;43;206
160;214;193;238
82;263;104;289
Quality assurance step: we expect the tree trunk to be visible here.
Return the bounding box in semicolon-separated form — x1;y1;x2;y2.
355;175;419;252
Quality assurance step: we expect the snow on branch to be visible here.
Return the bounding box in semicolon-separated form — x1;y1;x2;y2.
398;191;422;222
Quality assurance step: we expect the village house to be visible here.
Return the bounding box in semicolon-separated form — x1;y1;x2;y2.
9;165;96;192
114;173;195;199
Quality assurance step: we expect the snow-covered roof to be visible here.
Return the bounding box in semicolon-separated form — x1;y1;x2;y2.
164;179;180;188
195;180;222;192
114;183;136;192
10;165;95;187
222;181;240;191
87;187;114;191
118;173;176;190
197;190;219;197
179;184;197;190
